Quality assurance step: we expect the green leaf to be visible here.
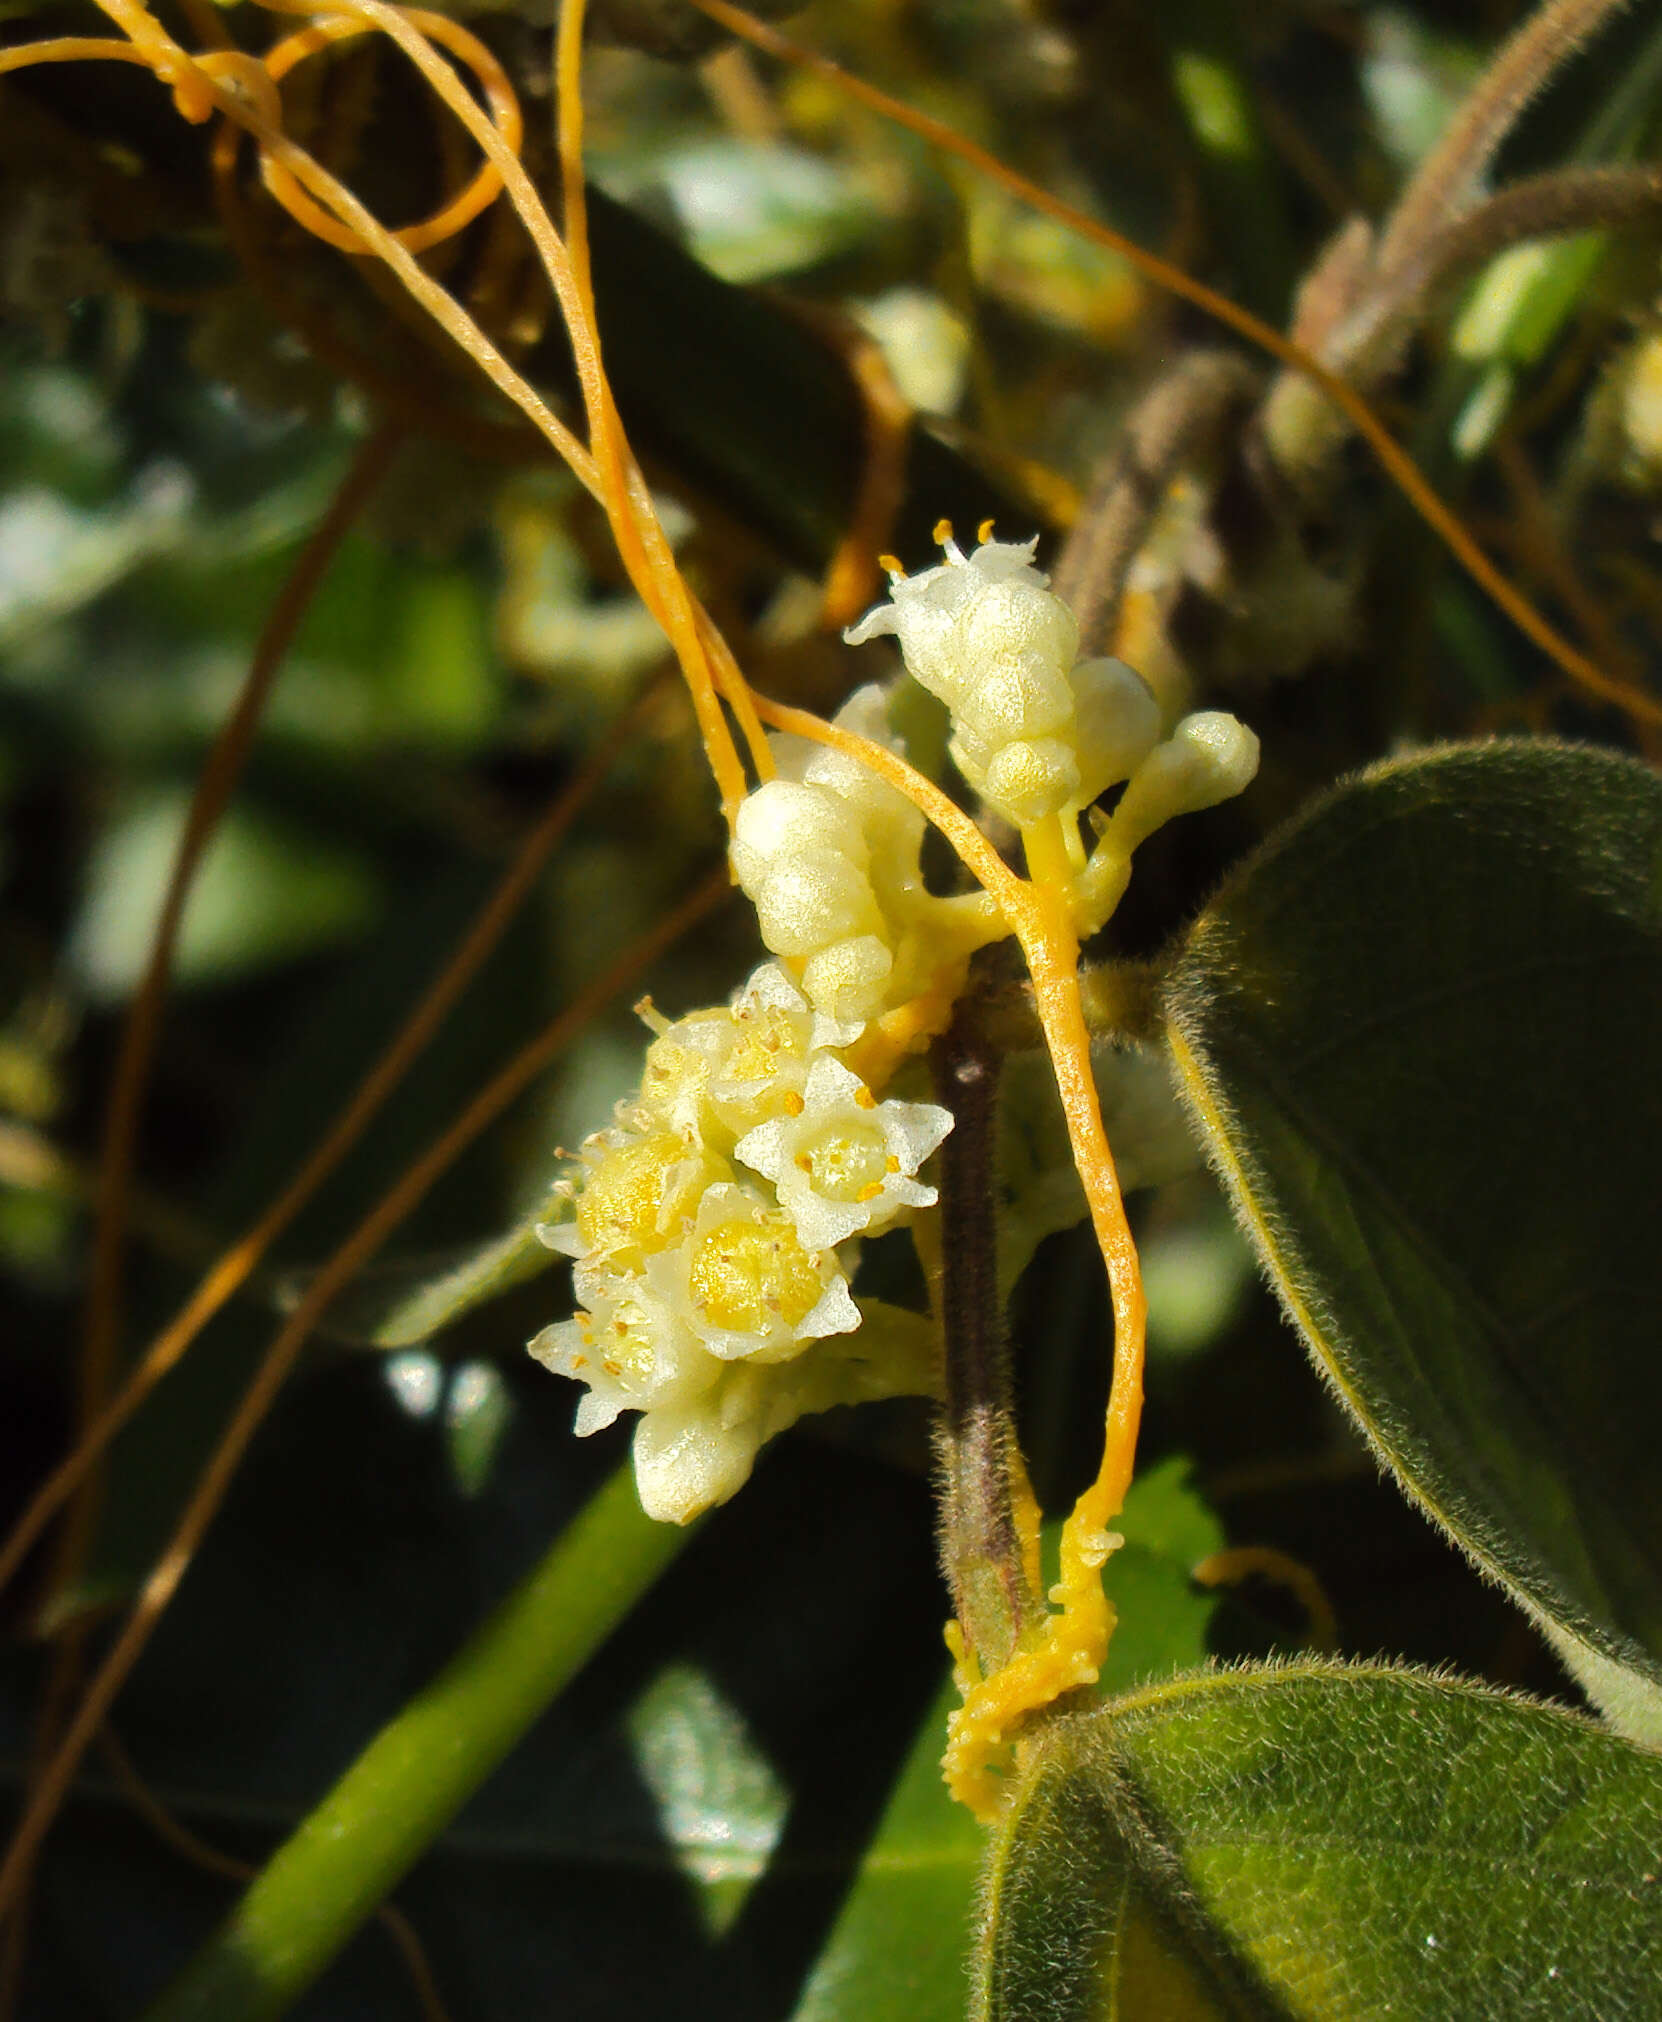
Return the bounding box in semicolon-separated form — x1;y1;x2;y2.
977;1661;1662;2021
1162;740;1662;1738
1095;1458;1225;1696
788;1674;986;2022
792;1461;1226;2022
600;139;876;284
553;190;1035;579
69;790;380;1000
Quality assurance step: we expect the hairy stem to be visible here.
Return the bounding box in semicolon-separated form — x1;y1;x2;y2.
1052;351;1258;658
1377;0;1639;277
931;1004;1040;1676
1375;164;1662;331
1337;164;1662;390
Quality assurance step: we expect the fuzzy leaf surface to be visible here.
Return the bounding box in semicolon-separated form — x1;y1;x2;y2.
977;1662;1662;2020
1163;741;1662;1731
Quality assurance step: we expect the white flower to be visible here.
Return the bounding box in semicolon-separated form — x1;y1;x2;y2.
538;1126;721;1273
770;682;927;868
649;1180;860;1364
734;1053;952;1250
1069;656;1163;805
846;532;1104;828
844;533;1058;700
637;960;860;1146
1105;710;1261;856
528;1269;719;1436
631;1383;768;1524
630;1321;938;1524
730;778;898;1023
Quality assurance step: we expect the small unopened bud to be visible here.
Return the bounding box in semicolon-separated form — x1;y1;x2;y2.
1108;712;1260;856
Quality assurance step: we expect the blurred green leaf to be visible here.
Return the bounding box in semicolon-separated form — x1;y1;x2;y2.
788;1674;984;2022
318;1215;562;1350
601;139;875;284
1443;8;1662;459
1164;741;1662;1740
977;1662;1662;2021
146;1463;691;2022
552;189;1036;579
69;790;381;999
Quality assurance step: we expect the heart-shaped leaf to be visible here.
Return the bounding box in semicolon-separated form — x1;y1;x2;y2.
977;1661;1662;2020
1162;741;1662;1737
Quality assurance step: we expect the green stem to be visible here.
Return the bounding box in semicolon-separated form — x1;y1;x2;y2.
147;1464;687;2022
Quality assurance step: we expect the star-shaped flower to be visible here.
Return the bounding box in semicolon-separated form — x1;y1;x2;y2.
735;1054;952;1251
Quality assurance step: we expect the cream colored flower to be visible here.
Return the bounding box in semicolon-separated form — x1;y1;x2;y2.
1103;710;1261;856
846;534;1084;826
528;1269;718;1436
734;1053;951;1251
630;1323;934;1525
539;1126;722;1275
649;1180;859;1364
844;532;1168;829
637;960;860;1146
730;779;897;1024
769;682;927;869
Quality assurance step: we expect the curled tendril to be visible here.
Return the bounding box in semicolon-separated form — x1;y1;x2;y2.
256;8;523;255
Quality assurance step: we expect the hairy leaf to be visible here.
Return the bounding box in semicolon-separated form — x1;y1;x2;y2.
977;1662;1662;2020
1163;741;1662;1736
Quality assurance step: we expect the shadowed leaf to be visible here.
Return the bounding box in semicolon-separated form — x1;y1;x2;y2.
1163;741;1662;1738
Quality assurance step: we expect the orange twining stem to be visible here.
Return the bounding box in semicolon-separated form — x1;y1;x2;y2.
84;0;602;486
257;9;522;255
49;0;759;815
549;0;773;807
0;37;152;75
17;0;1146;1818
0;684;659;1611
305;0;768;809
0;873;730;1926
683;0;1661;729
751;694;1147;1815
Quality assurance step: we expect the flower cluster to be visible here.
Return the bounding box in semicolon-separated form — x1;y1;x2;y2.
530;961;950;1523
534;528;1259;1531
844;530;1165;830
730;684;1000;1027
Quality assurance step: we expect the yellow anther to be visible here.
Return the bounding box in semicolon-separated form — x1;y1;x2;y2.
878;553;905;578
689;1220;823;1334
576;1132;694;1260
977;517;995;544
783;1090;805;1116
932;517;955;545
